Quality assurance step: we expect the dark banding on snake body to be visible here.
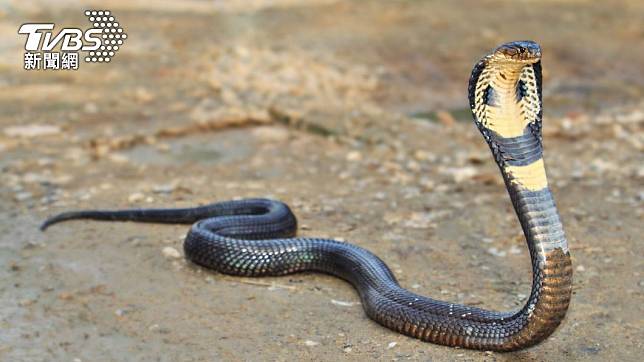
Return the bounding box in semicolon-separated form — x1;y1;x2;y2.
41;41;572;352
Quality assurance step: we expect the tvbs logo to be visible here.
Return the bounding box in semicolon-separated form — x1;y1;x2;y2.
19;10;127;70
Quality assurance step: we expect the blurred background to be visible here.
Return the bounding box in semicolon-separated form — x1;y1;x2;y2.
1;1;642;361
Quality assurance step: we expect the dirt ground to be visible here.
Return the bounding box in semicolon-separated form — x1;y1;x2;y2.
1;1;643;361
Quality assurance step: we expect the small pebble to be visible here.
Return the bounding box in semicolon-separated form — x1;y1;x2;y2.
387;341;397;349
152;184;175;194
508;245;522;255
251;126;289;142
419;178;435;190
19;298;35;307
162;247;181;259
58;292;74;300
128;192;145;203
331;299;356;307
374;192;387;200
576;265;586;272
14;192;33;201
414;150;436;162
4;124;61;137
108;153;129;164
346;151;362;162
304;340;319;347
442;166;478;183
134;87;155;103
487;247;507;257
84;102;98;114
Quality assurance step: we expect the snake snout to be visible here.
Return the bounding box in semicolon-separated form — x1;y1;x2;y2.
494;41;541;63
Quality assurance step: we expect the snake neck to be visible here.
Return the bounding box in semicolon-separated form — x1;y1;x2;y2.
486;106;571;348
501;170;572;348
468;49;572;348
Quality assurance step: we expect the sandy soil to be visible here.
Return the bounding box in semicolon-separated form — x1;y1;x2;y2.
1;1;643;361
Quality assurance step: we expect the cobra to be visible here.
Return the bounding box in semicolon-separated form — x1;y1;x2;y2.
41;41;572;352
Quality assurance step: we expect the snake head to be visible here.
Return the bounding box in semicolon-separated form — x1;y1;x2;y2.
492;41;541;64
468;41;545;170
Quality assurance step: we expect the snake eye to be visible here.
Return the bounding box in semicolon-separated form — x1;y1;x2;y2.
505;48;517;56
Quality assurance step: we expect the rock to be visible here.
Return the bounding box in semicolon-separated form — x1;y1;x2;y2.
19;298;36;307
346;151;363;162
636;191;644;202
487;247;507;257
387;341;397;349
615;110;644;123
436;110;455;127
590;159;617;173
467;153;487;164
331;299;356;307
508;245;522;255
4;124;61;137
403;212;436;229
441;166;478;183
576;265;586;272
472;172;502;186
251;126;289;142
406;160;421;172
134;87;155;103
162;246;181;259
152;184;176;194
83;102;98;114
54;289;74;300
14;192;33;202
108;153;129;164
128;192;145;203
221;88;240;105
419;177;435;191
414;150;437;162
304;340;319;347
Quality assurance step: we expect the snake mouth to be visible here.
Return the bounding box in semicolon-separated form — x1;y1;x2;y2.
492;41;541;63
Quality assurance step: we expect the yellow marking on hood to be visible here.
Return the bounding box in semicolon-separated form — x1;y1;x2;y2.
475;63;541;138
485;66;528;138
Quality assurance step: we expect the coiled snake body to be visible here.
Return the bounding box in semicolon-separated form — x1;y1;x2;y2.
42;41;572;351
